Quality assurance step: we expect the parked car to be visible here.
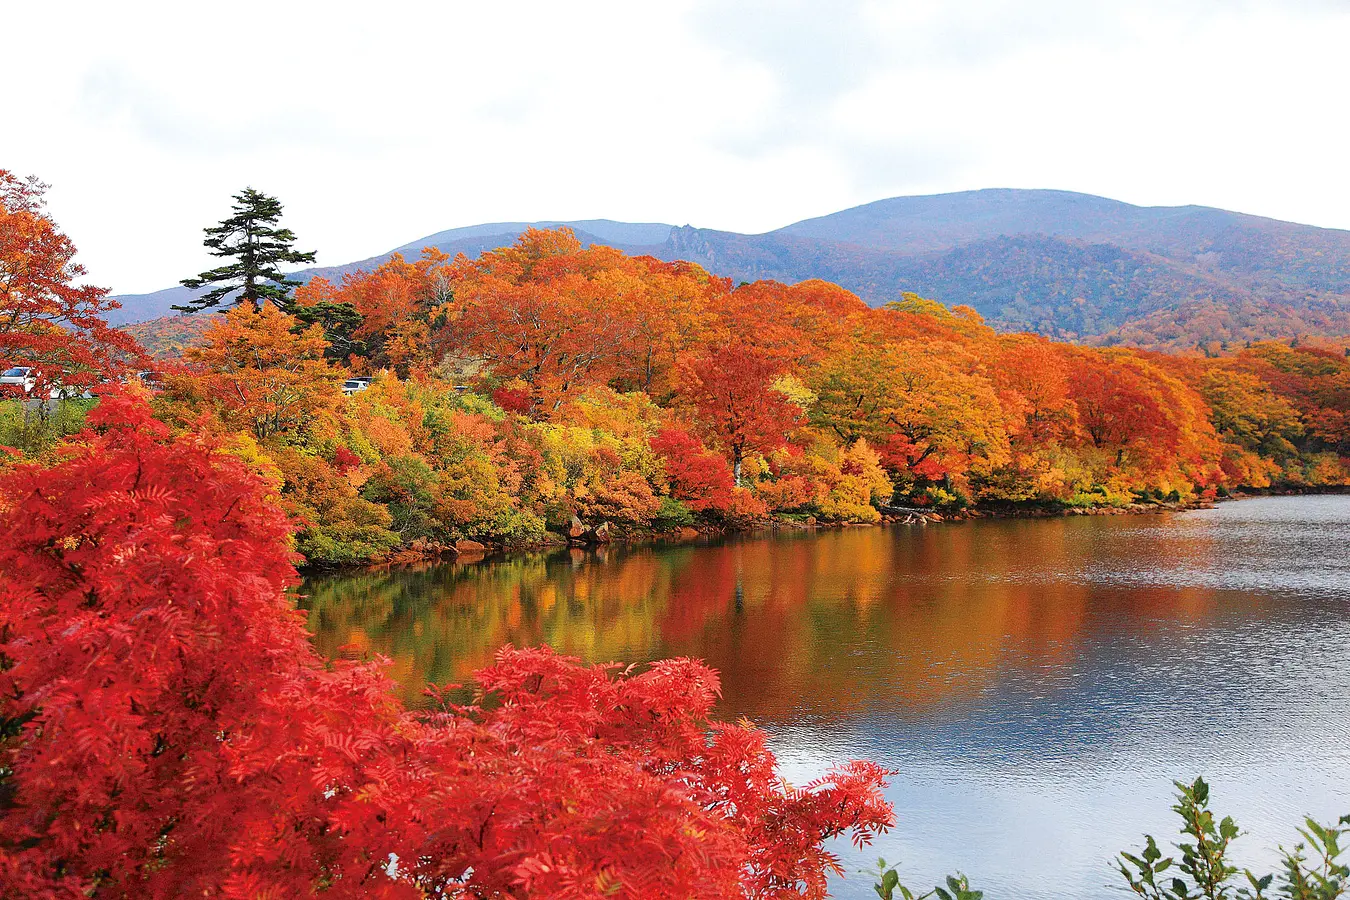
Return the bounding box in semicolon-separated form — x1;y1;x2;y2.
341;378;371;395
0;366;36;396
48;384;96;400
133;370;166;391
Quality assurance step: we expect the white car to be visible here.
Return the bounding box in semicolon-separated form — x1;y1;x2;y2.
341;378;371;395
0;366;36;395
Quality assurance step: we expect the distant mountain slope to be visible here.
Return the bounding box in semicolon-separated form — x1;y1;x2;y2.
777;189;1350;294
111;189;1350;348
394;219;672;252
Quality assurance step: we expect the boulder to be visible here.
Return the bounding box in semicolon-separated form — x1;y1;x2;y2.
454;538;487;553
593;521;612;544
568;515;587;539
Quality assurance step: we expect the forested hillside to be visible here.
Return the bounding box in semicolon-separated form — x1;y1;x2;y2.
84;228;1350;571
112;189;1350;348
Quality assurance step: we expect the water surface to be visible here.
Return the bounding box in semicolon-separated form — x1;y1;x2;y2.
301;496;1350;899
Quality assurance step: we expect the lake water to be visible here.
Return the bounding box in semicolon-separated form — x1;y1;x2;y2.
300;495;1350;899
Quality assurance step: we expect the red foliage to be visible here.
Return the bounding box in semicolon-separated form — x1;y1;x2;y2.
682;343;804;476
333;444;362;473
877;432;949;480
0;390;396;898
493;384;534;414
0;171;142;391
0;392;893;899
651;427;735;512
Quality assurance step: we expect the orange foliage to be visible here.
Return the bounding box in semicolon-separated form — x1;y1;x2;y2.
184;304;339;440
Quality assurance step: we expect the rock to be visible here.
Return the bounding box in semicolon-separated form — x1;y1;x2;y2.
454;538;487;553
593;521;612;544
568;515;586;539
677;527;700;540
805;516;817;526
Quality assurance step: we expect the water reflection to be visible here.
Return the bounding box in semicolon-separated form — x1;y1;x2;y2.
301;496;1350;899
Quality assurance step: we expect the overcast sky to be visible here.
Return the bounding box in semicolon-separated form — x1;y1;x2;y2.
5;0;1349;294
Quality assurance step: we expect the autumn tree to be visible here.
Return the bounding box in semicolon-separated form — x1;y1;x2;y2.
610;260;722;399
293;250;454;374
1067;351;1179;469
0;170;139;394
177;187;316;313
651;427;736;512
182;303;339;439
713;279;864;368
1240;342;1350;453
682;343;804;483
990;335;1078;446
810;326;1010;495
444;229;726;413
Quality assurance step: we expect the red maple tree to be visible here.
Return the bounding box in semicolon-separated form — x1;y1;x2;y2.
682;344;805;484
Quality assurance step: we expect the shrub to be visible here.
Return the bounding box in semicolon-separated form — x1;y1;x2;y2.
653;495;696;530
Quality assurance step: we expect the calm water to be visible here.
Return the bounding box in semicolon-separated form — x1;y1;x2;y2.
300;496;1350;899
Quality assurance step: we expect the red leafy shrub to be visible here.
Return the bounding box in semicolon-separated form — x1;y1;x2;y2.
651;427;736;512
333;443;362;473
492;384;534;415
0;391;405;898
0;392;893;899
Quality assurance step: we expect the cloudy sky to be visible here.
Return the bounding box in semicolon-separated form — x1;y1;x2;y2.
5;0;1349;294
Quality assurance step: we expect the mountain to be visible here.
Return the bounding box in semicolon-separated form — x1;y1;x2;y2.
111;190;1350;348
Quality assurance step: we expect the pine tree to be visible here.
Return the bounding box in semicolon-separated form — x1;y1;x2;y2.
176;187;316;313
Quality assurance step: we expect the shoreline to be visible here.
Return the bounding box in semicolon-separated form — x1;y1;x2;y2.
299;486;1349;575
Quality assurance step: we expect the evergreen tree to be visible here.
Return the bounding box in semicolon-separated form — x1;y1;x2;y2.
176;188;316;313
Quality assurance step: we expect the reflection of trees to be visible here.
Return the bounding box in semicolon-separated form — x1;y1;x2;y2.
300;519;1229;722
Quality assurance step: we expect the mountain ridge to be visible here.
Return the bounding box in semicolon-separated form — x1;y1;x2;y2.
111;188;1350;349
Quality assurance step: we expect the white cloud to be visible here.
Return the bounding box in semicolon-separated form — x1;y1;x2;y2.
2;0;1348;293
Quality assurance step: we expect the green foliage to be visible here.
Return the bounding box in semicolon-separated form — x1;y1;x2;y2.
1117;778;1348;900
653;495;695;530
292;300;367;361
0;398;97;457
177;187;316;313
361;454;442;541
297;520;402;566
868;858;982;900
876;779;1347;900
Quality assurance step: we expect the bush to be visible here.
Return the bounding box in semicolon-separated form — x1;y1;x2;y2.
0;397;97;457
653;495;695;530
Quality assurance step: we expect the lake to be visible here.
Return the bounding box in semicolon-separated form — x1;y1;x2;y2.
299;495;1350;899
